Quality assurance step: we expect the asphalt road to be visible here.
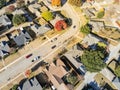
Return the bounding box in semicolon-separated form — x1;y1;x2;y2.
0;3;81;88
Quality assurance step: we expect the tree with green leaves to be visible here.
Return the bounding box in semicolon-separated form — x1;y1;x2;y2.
81;49;106;72
0;0;6;8
66;71;77;85
41;11;53;21
80;24;90;35
97;10;105;18
12;14;26;26
12;84;18;90
115;65;120;77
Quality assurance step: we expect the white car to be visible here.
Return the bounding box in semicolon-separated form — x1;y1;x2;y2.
32;56;40;62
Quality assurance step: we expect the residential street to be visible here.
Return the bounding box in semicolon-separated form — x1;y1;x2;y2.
0;3;81;89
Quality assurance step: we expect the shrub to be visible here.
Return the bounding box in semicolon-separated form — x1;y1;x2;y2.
12;14;26;26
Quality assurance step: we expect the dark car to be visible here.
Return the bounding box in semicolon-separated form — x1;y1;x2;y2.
51;45;56;49
73;25;76;28
26;53;32;59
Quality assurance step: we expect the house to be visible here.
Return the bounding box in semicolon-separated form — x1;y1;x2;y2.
31;23;52;36
50;13;64;26
13;30;32;46
108;60;117;71
12;9;27;15
18;77;43;90
0;41;11;58
81;33;106;48
28;2;49;17
82;8;97;18
0;15;12;33
100;68;115;81
0;15;11;26
28;4;41;17
88;20;105;32
112;77;120;89
43;59;69;90
64;43;85;74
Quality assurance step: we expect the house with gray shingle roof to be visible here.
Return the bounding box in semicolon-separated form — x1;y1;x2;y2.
13;30;32;47
0;41;11;58
112;77;120;89
64;43;85;74
89;20;105;32
81;33;107;48
31;24;52;36
18;77;42;90
0;15;11;26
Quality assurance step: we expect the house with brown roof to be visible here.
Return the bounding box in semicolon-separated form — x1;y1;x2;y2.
43;59;69;90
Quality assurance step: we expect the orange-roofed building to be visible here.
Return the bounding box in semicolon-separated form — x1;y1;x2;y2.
52;0;61;6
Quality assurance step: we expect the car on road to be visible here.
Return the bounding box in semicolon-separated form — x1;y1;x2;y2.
32;56;40;62
73;25;76;28
26;53;32;59
51;45;56;49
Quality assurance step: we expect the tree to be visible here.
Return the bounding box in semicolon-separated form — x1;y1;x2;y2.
12;14;26;26
16;0;25;8
55;20;67;31
12;84;18;90
115;65;120;77
41;11;53;21
0;0;6;8
97;10;105;18
51;0;61;6
66;71;77;85
69;0;83;6
81;49;106;72
80;24;90;35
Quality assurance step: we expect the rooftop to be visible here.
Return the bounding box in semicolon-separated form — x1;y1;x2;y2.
64;43;83;69
18;77;42;90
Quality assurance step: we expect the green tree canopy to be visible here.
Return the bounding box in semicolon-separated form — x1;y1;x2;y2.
41;11;53;21
80;24;90;35
12;84;18;90
115;65;120;77
81;49;106;72
67;73;77;85
97;10;105;18
0;0;6;8
12;14;26;26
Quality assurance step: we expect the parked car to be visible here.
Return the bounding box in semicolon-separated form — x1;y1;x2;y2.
73;25;76;28
51;45;56;49
26;53;32;59
31;56;40;62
